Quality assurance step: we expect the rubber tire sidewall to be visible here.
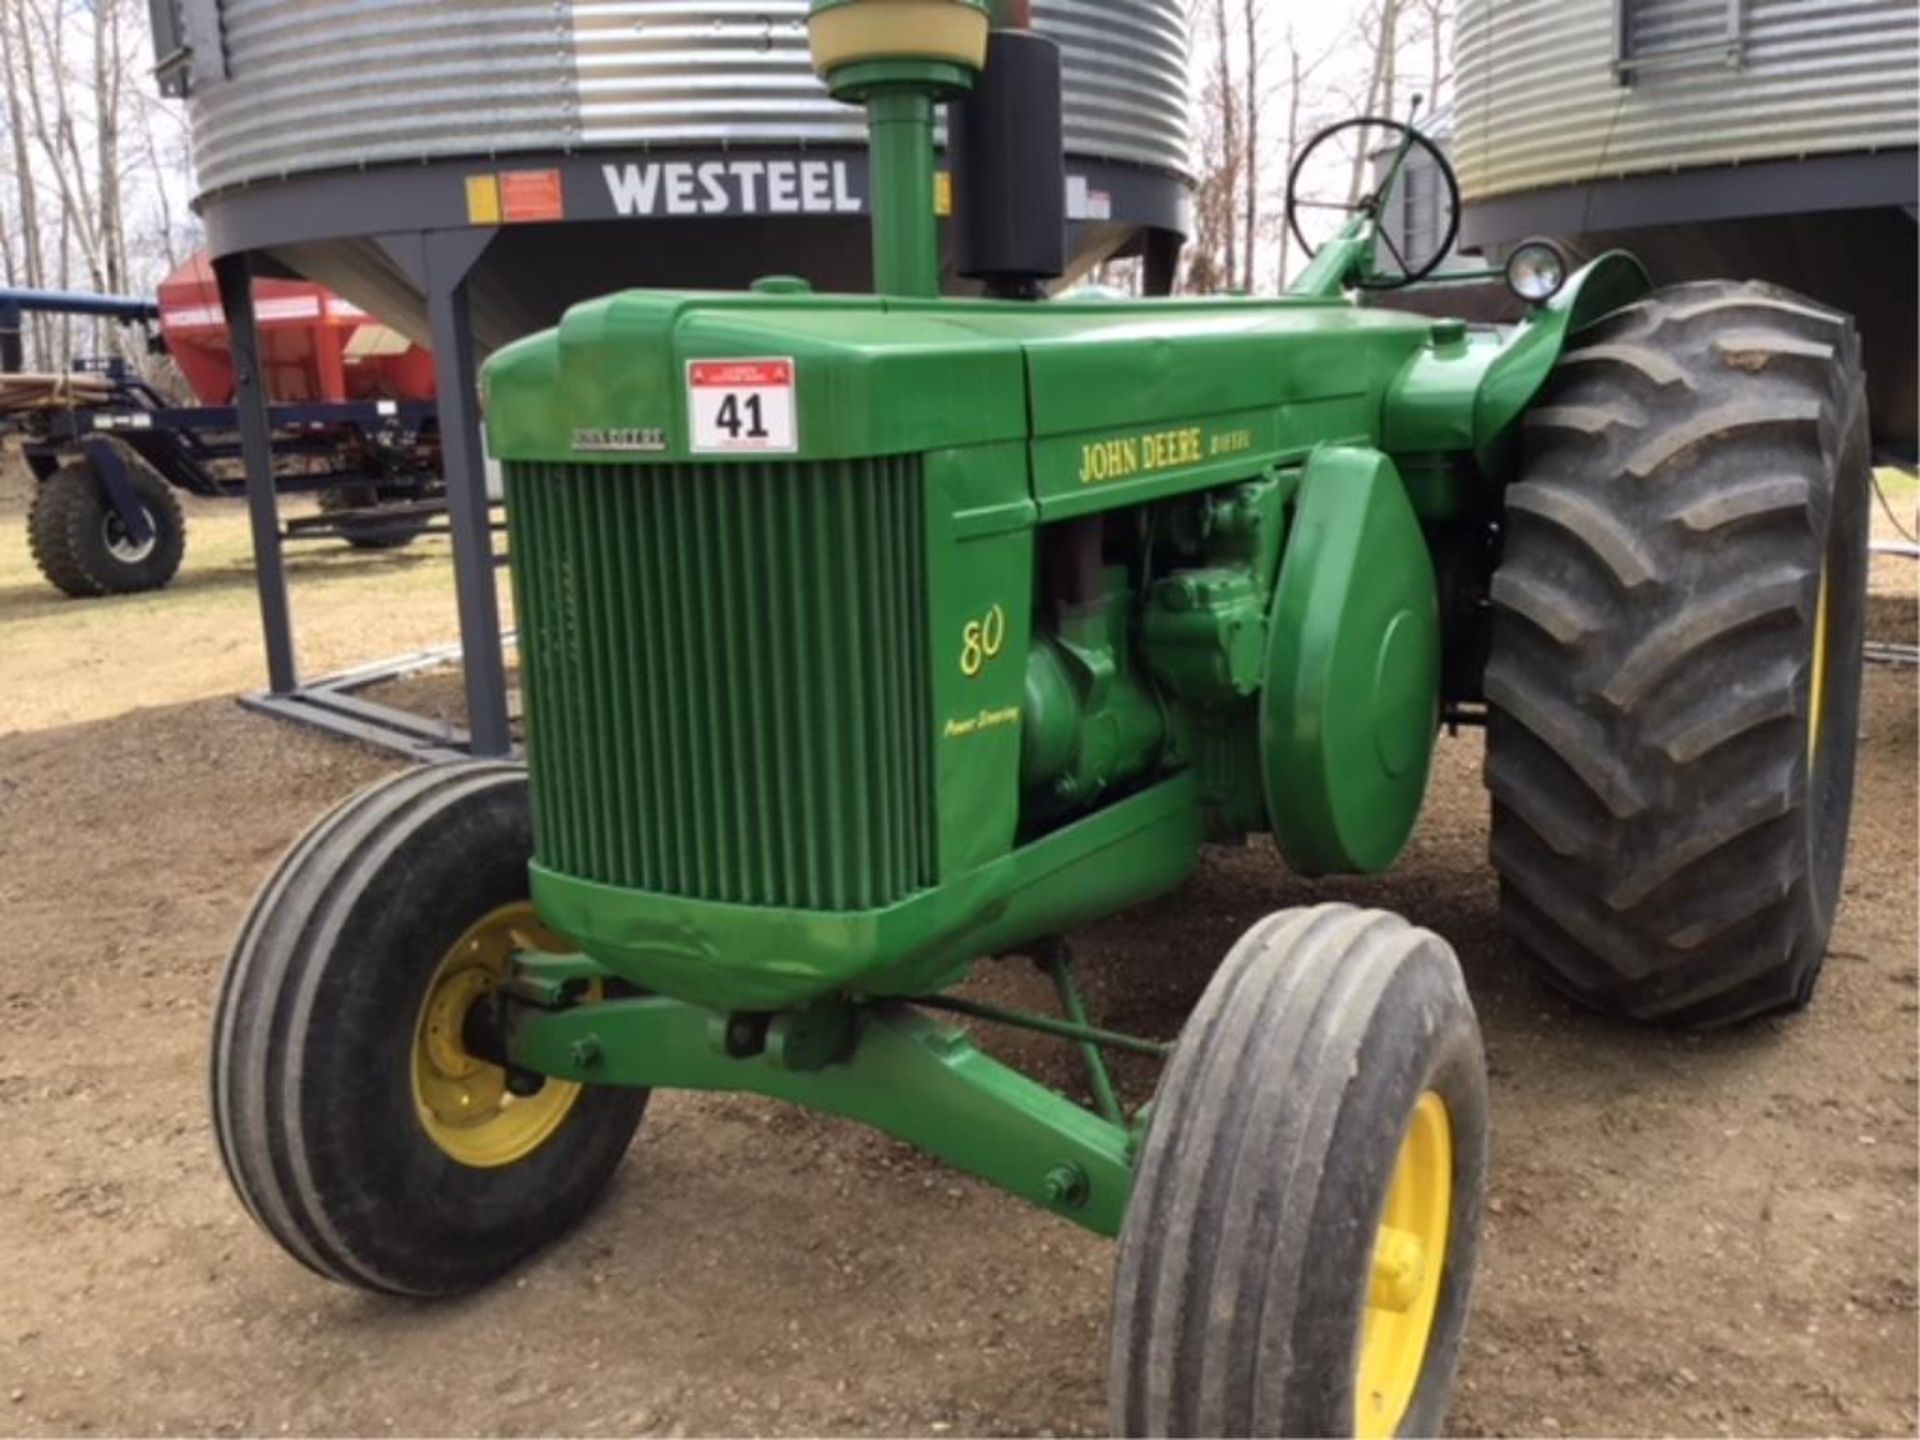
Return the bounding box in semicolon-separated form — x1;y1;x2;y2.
1485;280;1872;1024
225;767;646;1296
1804;390;1871;970
1111;908;1490;1438
1274;947;1488;1438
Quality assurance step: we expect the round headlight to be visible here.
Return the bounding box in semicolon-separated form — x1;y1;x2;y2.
1505;239;1568;304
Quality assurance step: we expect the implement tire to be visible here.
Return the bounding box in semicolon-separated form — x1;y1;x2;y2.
1110;904;1489;1439
27;458;185;597
318;483;424;550
1487;280;1870;1026
210;762;647;1297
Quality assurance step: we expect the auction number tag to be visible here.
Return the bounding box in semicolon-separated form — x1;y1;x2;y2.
688;358;798;454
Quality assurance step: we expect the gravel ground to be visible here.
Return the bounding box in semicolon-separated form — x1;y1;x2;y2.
0;465;1914;1437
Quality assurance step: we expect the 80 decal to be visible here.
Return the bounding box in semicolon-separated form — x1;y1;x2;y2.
688;358;798;454
960;603;1008;678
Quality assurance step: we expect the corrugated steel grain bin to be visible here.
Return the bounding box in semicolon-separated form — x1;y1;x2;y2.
1454;0;1916;203
156;0;1193;351
1452;0;1918;442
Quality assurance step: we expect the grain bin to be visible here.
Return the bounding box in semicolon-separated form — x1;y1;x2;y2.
1452;0;1917;442
144;0;1194;758
156;0;1193;350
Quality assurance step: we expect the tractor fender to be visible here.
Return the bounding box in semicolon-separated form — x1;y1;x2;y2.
1381;250;1652;471
1471;250;1651;465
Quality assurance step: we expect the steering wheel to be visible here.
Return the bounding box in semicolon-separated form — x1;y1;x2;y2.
1284;116;1461;290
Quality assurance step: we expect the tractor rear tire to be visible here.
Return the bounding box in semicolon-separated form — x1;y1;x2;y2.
27;458;185;597
210;761;647;1297
1487;280;1870;1026
1110;905;1488;1439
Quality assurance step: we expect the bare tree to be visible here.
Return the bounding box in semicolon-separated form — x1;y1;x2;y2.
1239;0;1260;292
1179;0;1454;292
1276;32;1306;284
0;0;48;357
1183;0;1241;292
1341;0;1404;208
93;0;131;297
0;186;15;286
1415;0;1451;104
133;104;189;273
0;0;193;370
1366;0;1404;119
1207;0;1241;289
13;0;109;319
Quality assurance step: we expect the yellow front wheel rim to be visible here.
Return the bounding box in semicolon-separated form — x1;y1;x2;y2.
1356;1091;1454;1440
1808;564;1831;765
411;902;584;1169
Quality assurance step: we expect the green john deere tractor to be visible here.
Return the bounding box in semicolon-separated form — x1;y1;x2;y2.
209;1;1870;1433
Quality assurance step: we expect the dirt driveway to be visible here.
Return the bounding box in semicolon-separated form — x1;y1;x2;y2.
1;477;1914;1437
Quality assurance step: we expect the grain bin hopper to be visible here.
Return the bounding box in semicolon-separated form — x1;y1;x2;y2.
161;0;1193;349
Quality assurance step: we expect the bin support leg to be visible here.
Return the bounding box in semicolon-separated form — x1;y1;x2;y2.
1144;228;1182;298
214;251;297;697
421;231;510;757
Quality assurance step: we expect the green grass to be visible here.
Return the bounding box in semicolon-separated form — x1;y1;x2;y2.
1875;466;1918;503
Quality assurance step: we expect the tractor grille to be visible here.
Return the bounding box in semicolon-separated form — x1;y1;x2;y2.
508;457;937;911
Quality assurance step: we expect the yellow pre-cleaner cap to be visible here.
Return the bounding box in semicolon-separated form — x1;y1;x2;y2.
807;0;991;77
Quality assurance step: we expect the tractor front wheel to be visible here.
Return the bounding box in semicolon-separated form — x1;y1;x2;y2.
210;762;647;1297
27;458;186;597
1487;280;1870;1025
1110;904;1489;1439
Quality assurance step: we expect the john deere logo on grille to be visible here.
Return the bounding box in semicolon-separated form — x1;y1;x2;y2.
572;426;668;453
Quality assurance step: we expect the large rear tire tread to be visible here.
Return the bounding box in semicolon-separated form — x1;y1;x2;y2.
1110;904;1489;1438
1487;279;1870;1026
210;761;647;1297
27;458;186;597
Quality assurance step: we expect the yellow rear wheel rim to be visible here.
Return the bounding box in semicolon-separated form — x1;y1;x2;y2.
1808;564;1831;765
1356;1091;1453;1440
411;902;584;1169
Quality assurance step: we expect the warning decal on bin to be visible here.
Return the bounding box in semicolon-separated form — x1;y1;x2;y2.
688;358;798;454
